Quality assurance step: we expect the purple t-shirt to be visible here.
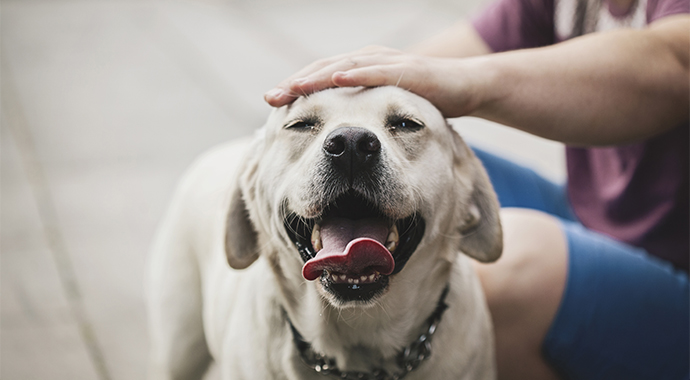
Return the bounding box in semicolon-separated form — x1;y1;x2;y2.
473;0;689;272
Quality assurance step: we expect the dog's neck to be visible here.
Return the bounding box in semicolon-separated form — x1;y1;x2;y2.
273;259;452;375
285;285;450;378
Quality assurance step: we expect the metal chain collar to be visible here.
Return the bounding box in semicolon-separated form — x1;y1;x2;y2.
287;286;450;380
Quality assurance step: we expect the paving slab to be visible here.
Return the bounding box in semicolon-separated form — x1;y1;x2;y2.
1;120;100;379
1;0;258;171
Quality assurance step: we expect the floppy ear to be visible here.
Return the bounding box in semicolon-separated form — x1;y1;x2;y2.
224;137;264;270
452;131;503;263
225;185;260;269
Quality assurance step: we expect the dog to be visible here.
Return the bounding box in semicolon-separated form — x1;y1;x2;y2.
147;86;502;380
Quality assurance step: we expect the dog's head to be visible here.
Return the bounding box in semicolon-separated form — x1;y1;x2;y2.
225;86;501;307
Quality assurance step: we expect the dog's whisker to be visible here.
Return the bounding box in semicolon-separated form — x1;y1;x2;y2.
296;84;309;98
360;305;376;321
283;213;313;241
284;89;303;99
377;300;392;323
394;69;406;88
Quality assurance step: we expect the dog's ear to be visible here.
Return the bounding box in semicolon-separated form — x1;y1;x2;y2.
452;130;503;263
225;185;260;269
225;137;264;269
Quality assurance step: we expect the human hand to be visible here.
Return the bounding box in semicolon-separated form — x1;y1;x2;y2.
264;46;483;118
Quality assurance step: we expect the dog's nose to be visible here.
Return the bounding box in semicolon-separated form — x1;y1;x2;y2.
323;127;381;180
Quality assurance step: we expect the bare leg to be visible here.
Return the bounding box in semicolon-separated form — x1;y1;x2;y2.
473;208;567;380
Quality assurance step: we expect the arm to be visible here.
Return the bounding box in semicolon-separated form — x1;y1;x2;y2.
265;15;689;146
265;21;490;102
470;15;689;145
405;21;492;58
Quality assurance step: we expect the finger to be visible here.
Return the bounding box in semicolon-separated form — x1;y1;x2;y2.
265;59;364;107
264;87;296;107
286;59;363;98
282;46;394;88
268;49;376;94
264;56;355;106
288;53;406;98
331;64;409;89
265;46;400;106
335;63;465;118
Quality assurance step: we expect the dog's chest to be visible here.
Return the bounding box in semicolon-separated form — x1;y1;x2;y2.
209;269;495;380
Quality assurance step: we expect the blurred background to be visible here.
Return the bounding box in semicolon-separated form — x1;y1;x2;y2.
1;0;565;378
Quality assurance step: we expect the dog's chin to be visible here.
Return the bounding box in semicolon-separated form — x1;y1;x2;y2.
317;273;391;308
284;190;426;305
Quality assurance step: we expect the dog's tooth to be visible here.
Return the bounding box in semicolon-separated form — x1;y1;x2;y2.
368;274;375;282
386;241;398;252
347;278;354;284
389;224;399;240
386;224;399;252
340;274;347;281
361;275;368;282
331;273;338;282
311;224;322;252
353;278;359;284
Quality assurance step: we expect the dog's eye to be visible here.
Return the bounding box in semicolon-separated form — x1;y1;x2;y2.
389;118;424;132
285;120;316;131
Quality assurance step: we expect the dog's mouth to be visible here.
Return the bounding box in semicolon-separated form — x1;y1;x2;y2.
284;191;425;302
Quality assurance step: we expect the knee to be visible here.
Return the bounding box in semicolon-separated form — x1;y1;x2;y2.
473;208;568;379
475;208;567;307
473;208;568;355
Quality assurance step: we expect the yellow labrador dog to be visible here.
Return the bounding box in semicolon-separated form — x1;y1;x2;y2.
147;86;502;380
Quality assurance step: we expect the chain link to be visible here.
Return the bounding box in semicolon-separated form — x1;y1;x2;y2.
289;286;449;380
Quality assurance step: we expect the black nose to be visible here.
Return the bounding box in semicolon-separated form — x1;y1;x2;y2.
323;127;381;181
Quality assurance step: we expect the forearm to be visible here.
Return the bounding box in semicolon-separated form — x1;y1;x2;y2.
266;16;689;146
465;16;690;145
406;21;492;58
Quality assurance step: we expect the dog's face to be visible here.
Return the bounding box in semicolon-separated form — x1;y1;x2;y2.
225;87;501;308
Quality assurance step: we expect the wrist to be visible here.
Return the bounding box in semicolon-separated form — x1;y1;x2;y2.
460;55;510;119
418;55;506;119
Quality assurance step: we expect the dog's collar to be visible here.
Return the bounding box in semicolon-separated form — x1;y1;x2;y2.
286;285;450;380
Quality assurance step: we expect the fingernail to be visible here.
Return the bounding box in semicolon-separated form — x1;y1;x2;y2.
332;71;349;84
265;88;283;99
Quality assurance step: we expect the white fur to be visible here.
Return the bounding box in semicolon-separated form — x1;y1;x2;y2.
147;87;501;380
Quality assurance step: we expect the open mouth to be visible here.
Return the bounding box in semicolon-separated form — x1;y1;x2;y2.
284;191;425;302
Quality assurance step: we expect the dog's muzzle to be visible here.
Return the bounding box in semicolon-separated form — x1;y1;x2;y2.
284;127;426;303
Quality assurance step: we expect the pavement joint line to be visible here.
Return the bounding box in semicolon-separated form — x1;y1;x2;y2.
1;59;113;380
148;2;266;127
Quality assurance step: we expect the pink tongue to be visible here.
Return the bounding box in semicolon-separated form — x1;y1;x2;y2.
302;217;394;281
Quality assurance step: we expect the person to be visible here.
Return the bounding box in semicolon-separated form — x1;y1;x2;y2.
263;0;689;378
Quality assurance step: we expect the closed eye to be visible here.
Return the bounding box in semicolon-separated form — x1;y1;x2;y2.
388;117;424;132
284;119;317;131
